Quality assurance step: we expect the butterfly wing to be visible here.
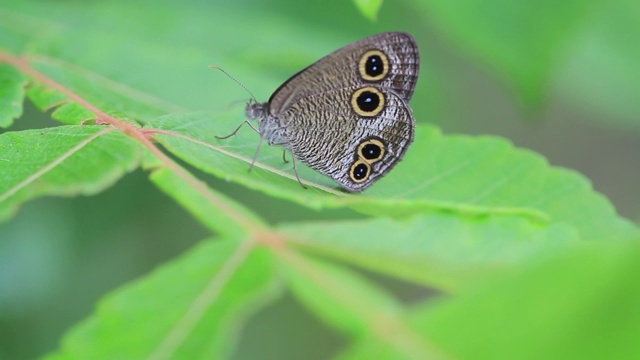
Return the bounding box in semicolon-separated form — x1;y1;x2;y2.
268;32;420;115
279;85;415;191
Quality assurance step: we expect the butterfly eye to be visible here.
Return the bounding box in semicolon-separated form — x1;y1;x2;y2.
351;87;385;117
350;160;371;182
358;138;386;162
359;49;390;81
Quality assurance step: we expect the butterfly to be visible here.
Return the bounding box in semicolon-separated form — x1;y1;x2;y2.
220;32;420;192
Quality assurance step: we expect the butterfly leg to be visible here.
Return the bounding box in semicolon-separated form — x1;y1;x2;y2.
269;141;304;189
247;137;265;173
216;120;259;140
290;156;308;189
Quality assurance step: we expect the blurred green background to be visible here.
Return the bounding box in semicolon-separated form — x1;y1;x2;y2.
1;0;639;358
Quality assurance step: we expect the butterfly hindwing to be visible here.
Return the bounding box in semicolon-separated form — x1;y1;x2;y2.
280;85;415;191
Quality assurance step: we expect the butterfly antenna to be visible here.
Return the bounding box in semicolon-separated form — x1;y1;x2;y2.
209;65;257;103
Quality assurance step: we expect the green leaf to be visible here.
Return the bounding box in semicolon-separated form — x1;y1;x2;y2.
284;253;401;336
411;0;601;106
355;127;638;242
147;166;267;237
282;251;446;359
147;113;638;242
0;125;141;221
26;83;94;125
405;240;640;360
24;59;168;124
336;240;640;360
47;238;282;359
336;334;413;360
282;214;580;290
352;0;384;21
0;63;27;128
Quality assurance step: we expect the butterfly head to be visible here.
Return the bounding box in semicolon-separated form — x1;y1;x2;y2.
245;100;268;121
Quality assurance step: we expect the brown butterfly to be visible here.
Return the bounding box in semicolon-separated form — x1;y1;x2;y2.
221;32;420;192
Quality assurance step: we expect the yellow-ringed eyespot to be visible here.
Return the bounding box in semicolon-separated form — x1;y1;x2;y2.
351;87;385;117
357;138;385;162
358;49;390;81
349;159;371;183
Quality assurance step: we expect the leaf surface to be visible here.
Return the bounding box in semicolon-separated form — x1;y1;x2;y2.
0;125;141;220
352;0;384;21
281;249;447;359
0;63;27;128
281;214;579;290
415;241;640;360
148;113;638;241
47;238;282;360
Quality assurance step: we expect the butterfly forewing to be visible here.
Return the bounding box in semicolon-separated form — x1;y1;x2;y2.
268;32;420;115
